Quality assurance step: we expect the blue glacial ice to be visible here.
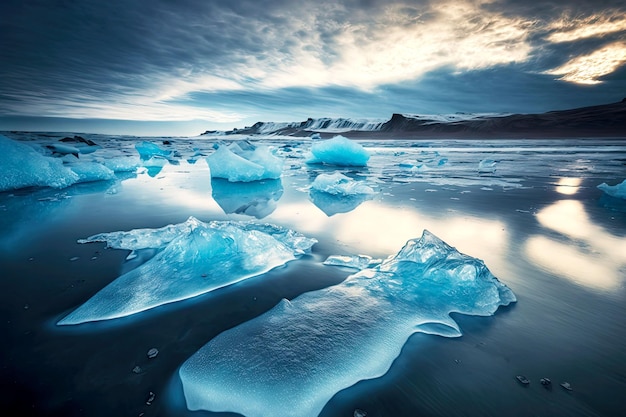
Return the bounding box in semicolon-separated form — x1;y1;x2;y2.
135;141;172;160
207;142;283;182
323;254;381;270
58;217;316;325
597;179;626;199
310;172;375;196
65;162;116;183
478;159;497;173
179;230;516;417
307;135;370;166
1;134;80;191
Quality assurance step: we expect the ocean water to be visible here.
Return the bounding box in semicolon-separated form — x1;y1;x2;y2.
1;133;625;417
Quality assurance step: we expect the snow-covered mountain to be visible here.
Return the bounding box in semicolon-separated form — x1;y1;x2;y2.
201;99;626;138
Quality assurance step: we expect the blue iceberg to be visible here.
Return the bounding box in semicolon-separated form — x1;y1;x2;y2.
478;159;497;173
598;179;626;199
310;172;375;196
0;134;80;191
207;142;283;182
307;135;370;166
66;162;116;183
135;141;172;160
179;230;515;417
58;217;316;325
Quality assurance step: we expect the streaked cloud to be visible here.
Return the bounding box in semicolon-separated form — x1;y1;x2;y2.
0;0;625;130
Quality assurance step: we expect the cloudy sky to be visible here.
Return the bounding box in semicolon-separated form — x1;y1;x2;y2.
1;0;625;135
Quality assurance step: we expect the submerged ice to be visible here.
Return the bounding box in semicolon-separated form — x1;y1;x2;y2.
310;172;375;196
179;230;515;417
58;217;316;325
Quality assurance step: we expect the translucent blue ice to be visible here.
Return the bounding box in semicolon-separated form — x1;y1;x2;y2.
135;141;172;160
0;134;79;191
58;217;316;325
66;162;116;183
307;135;370;166
309;189;372;216
100;156;141;172
179;230;515;417
310;172;375;196
207;143;283;182
598;179;626;199
323;254;381;270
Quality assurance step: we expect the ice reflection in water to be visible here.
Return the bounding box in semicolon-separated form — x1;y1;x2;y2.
525;199;626;291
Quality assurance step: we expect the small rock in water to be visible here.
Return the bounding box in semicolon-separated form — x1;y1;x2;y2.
147;348;159;359
540;378;552;389
132;365;142;374
145;391;155;405
516;375;530;385
560;381;573;391
354;409;367;417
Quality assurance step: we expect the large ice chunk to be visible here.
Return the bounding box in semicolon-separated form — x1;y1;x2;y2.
0;134;80;191
179;230;515;417
66;162;116;183
207;142;283;182
597;179;626;199
58;217;316;325
307;135;370;166
310;172;375;196
135;141;172;160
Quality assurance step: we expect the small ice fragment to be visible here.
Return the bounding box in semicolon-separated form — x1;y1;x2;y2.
69;256;79;262
207;143;283;182
560;381;573;391
147;348;159;359
146;391;155;405
310;172;375;196
354;409;367;417
132;365;142;374
323;254;381;270
597;179;626;199
540;378;552;388
516;375;530;385
478;159;497;173
307;135;370;166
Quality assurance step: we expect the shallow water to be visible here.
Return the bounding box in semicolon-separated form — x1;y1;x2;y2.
1;133;625;417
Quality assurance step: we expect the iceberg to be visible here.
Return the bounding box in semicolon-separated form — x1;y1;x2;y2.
66;162;116;183
307;135;370;166
310;172;375;196
179;230;515;417
597;179;626;199
207;142;283;182
58;217;316;325
100;156;141;172
0;134;80;191
135;141;172;160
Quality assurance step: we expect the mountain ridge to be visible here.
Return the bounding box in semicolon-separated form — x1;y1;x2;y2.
202;99;626;139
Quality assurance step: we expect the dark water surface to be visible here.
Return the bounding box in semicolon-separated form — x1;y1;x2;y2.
1;135;625;417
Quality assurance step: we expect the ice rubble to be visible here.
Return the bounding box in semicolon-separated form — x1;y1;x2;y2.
310;172;375;196
179;230;516;417
597;179;626;199
207;142;283;182
58;217;316;325
307;135;370;166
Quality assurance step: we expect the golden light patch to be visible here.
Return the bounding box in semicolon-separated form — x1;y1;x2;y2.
545;42;626;84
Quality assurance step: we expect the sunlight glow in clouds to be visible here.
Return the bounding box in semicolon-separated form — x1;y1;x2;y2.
545;42;626;84
546;13;626;43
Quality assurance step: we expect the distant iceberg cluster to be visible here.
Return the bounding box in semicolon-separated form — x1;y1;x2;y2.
179;230;515;417
58;217;317;325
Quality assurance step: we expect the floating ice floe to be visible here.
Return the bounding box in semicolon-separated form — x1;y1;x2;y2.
323;254;381;270
65;162;116;183
310;172;375;196
478;159;497;173
135;141;172;160
100;156;142;173
597;179;626;199
57;217;316;325
307;135;370;166
207;142;283;182
1;134;80;191
179;230;515;417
